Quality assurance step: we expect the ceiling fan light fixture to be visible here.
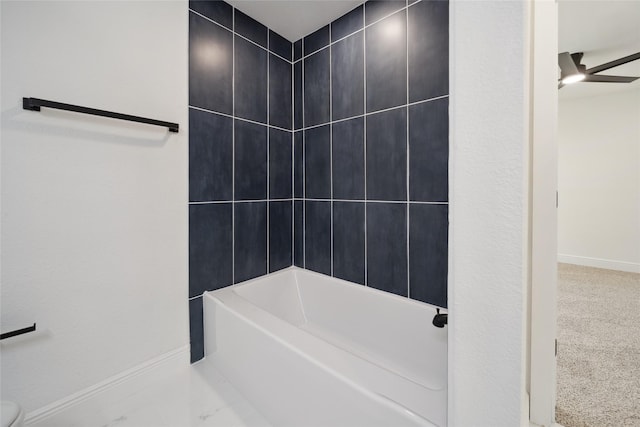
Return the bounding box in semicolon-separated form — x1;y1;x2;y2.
561;73;586;84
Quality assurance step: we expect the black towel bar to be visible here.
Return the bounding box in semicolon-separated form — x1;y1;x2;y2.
1;323;37;340
23;97;179;133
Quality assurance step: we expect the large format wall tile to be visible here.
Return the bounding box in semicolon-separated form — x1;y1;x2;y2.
294;200;303;267
189;0;232;29
366;108;407;201
305;200;331;275
409;204;448;307
269;128;292;199
189;110;232;202
269;200;293;272
365;0;406;26
365;10;407;112
294;61;303;130
294;131;303;198
270;30;292;60
235;120;267;200
235;36;267;123
408;0;449;102
189;12;232;114
189;298;204;363
304;125;331;199
304;25;329;56
409;98;448;202
304;49;330;127
333;202;365;285
332;31;364;121
234;202;267;282
189;203;233;297
234;9;267;48
332;117;364;200
331;5;363;42
269;54;292;129
367;202;407;296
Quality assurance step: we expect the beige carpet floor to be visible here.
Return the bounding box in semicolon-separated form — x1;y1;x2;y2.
556;263;640;427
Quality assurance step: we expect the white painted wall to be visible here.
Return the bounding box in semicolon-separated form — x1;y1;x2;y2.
558;88;640;273
449;1;530;426
0;0;188;414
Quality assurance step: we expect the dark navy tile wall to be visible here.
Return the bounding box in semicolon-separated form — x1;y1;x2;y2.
365;0;407;25
366;108;407;201
304;49;330;127
189;0;449;363
409;204;448;307
331;5;363;42
332;118;364;200
409;98;449;202
188;203;233;298
332;32;364;121
234;202;267;282
270;129;292;199
293;1;449;307
304;201;331;275
189;110;232;202
269;201;293;272
304;125;331;199
188;298;204;363
367;203;407;296
408;0;449;102
269;55;292;129
189;1;293;363
189;12;232;114
333;202;365;285
365;10;407;112
234;37;267;123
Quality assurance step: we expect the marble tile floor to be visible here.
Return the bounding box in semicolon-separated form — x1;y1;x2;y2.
29;359;272;427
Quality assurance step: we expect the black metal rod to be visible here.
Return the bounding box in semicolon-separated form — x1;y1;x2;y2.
1;323;37;340
23;97;179;133
585;52;640;75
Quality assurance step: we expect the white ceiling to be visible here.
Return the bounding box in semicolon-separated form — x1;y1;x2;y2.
225;0;640;99
558;0;640;100
226;0;363;42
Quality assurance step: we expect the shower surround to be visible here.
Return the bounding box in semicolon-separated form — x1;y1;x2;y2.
188;0;449;362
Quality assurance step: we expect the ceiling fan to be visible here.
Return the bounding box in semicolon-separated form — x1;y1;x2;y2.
557;51;640;89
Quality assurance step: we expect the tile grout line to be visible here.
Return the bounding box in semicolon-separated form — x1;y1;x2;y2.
189;96;446;134
231;6;236;285
188;106;291;133
302;37;306;270
329;23;334;278
295;95;448;132
291;45;295;267
406;1;411;299
190;198;448;205
293;1;422;65
189;9;293;65
363;3;368;288
266;30;270;274
190;199;294;205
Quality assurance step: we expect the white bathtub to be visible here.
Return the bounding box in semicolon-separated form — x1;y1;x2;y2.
202;267;447;427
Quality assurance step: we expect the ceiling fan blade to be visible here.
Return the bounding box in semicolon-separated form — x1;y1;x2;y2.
558;52;579;75
583;74;639;83
585;52;640;74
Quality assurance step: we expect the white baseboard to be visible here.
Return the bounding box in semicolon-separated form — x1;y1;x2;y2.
558;254;640;274
25;345;190;425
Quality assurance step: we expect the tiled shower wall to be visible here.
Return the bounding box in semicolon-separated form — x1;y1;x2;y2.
188;0;449;363
188;1;293;362
293;0;449;307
